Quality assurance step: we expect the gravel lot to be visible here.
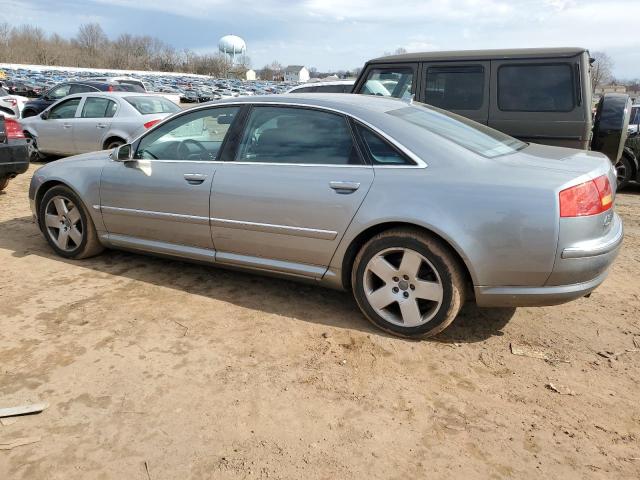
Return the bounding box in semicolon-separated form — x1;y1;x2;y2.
1;164;639;479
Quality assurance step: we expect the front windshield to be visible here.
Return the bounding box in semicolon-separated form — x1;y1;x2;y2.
387;102;527;158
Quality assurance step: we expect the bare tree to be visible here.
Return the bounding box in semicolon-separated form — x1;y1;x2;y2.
591;51;614;92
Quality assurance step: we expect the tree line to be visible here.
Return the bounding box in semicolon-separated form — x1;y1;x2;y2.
0;23;251;77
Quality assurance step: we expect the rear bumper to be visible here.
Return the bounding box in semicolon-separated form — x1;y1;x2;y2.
475;213;623;308
474;270;610;307
0;141;29;178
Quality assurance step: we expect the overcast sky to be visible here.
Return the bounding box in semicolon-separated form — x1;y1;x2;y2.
2;0;639;78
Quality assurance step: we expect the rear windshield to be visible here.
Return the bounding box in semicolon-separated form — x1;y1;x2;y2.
125;96;180;115
114;83;146;93
387;103;526;158
116;80;146;92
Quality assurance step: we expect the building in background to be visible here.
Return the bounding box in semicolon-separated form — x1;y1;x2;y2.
245;69;256;81
283;66;310;83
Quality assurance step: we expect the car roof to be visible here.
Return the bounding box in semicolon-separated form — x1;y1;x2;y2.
210;93;409;115
368;47;588;63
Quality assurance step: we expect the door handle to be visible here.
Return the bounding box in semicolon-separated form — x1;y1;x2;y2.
183;173;207;185
96;123;107;129
63;123;72;129
329;181;360;193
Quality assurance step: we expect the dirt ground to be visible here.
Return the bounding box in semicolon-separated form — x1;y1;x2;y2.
1;164;639;480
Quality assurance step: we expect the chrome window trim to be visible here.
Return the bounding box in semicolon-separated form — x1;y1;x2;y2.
210;217;338;240
129;100;427;169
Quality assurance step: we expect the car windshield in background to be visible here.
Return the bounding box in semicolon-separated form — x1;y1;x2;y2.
361;68;413;99
631;106;640;125
388;103;527;158
125;96;180;115
116;81;146;93
0;87;8;97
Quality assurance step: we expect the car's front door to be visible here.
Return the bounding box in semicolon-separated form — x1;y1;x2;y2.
73;96;118;153
99;105;241;253
36;96;82;155
210;105;375;278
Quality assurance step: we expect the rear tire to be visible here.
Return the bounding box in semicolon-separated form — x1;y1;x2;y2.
0;176;9;191
351;228;466;338
592;93;632;164
615;151;635;190
105;139;125;150
38;185;104;259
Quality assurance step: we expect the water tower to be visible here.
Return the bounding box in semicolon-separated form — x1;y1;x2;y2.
219;35;247;64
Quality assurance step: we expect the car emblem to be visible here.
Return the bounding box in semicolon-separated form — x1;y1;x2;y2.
603;210;613;228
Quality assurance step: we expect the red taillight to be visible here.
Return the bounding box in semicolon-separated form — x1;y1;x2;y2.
144;119;161;129
4;117;26;140
107;85;114;92
559;175;613;217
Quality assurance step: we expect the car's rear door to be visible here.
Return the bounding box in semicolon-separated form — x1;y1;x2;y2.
420;61;490;124
210;105;374;278
35;96;82;154
73;96;118;153
99;105;241;254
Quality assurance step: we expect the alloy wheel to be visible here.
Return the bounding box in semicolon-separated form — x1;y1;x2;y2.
363;247;443;327
44;195;84;252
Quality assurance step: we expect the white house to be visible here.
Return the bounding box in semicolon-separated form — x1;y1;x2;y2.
245;69;256;81
284;65;310;83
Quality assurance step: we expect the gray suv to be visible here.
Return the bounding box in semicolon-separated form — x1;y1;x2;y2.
353;48;635;187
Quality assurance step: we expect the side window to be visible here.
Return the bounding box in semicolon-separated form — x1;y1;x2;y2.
48;98;81;119
498;64;574;112
235;106;362;165
425;66;484;110
355;123;414;166
135;106;239;161
360;68;413;99
69;84;98;94
81;98;118;118
48;84;71;100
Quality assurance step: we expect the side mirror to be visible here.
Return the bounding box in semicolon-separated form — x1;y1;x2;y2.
40;111;49;120
114;143;133;161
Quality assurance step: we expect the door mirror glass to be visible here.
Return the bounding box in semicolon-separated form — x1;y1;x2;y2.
115;144;132;161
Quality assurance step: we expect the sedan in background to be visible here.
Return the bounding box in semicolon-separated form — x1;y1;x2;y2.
287;80;355;93
29;94;623;338
0;87;28;118
22;92;180;157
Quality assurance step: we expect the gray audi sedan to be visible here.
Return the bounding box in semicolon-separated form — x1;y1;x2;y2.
29;94;623;338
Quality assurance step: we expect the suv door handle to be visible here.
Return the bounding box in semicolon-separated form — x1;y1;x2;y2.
183;173;207;185
329;181;360;193
96;123;107;129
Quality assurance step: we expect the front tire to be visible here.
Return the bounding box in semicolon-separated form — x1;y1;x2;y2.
351;228;466;338
38;185;104;259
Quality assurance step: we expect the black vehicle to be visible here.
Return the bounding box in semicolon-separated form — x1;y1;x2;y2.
353;47;636;187
180;90;199;103
21;80;144;118
0;116;29;191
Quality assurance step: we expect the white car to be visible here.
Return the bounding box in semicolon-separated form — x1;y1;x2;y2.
0;87;28;118
21;92;180;157
287;80;354;94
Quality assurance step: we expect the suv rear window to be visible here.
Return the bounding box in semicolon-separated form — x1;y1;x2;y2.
125;96;180;114
361;68;413;99
388;103;526;158
425;66;484;110
498;64;574;112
